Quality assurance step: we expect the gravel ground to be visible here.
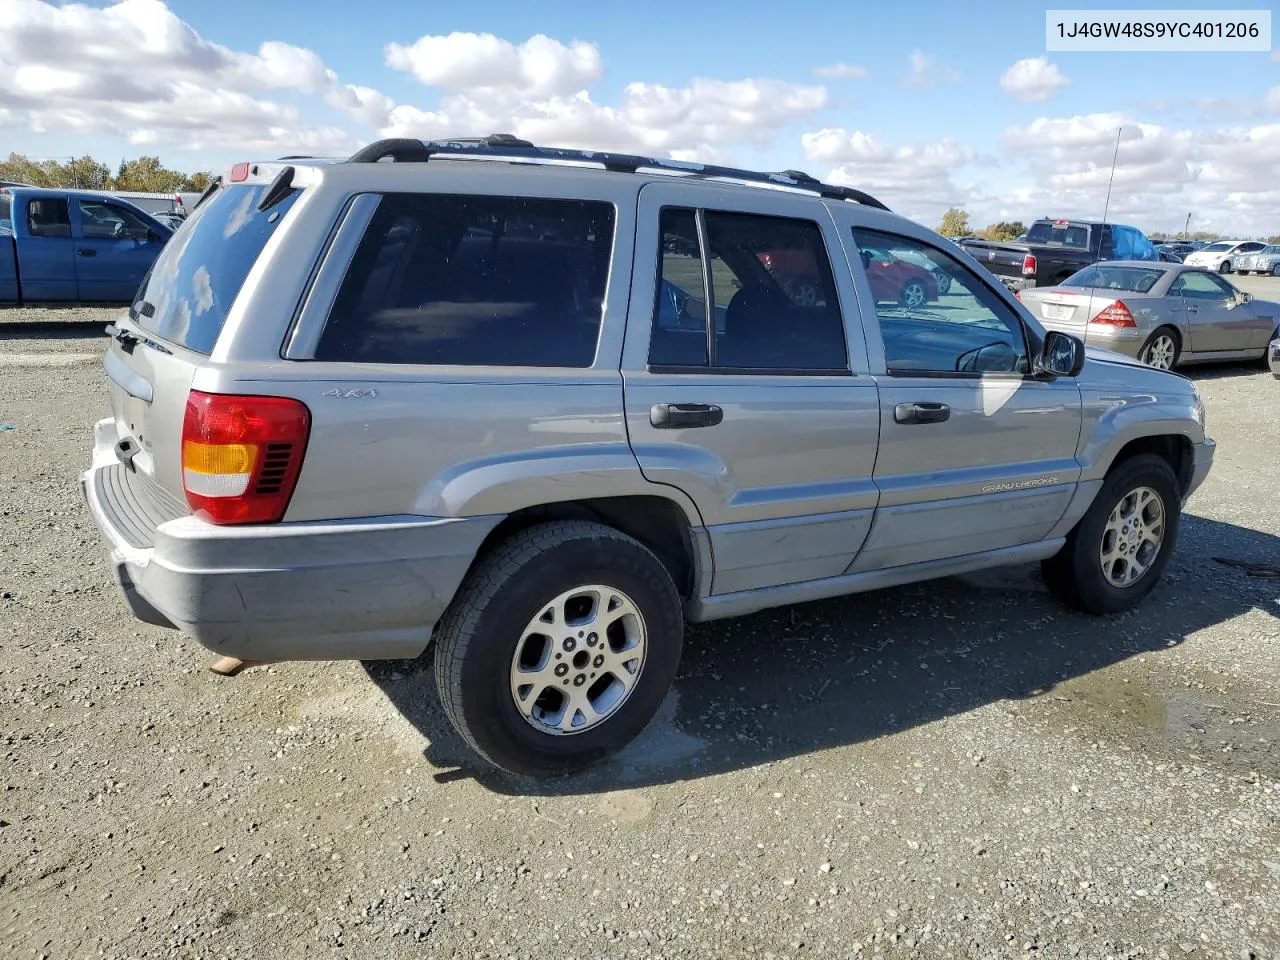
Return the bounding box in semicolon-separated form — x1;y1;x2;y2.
1;298;1278;960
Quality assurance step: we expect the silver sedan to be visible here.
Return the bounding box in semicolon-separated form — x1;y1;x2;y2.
1233;244;1280;276
1018;261;1279;370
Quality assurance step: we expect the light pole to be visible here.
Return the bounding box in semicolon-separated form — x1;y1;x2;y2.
1183;213;1192;240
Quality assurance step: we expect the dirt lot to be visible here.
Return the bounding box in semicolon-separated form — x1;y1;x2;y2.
2;290;1278;959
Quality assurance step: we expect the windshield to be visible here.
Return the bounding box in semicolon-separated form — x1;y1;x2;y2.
131;183;300;354
1063;264;1166;293
1200;242;1231;252
1263;246;1280;254
1026;221;1089;248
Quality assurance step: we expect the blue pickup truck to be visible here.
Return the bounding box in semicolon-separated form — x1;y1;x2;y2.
1;187;173;304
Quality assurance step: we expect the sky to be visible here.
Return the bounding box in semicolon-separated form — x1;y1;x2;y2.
0;0;1277;236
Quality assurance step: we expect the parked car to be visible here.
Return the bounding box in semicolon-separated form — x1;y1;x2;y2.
959;218;1158;290
1270;335;1280;379
1018;261;1278;370
150;212;186;231
81;138;1214;777
0;187;172;304
1156;247;1184;264
1232;244;1280;276
1182;240;1266;274
1158;243;1196;258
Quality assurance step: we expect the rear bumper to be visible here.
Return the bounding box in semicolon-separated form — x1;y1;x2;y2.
1081;325;1143;357
82;418;501;661
1185;438;1215;502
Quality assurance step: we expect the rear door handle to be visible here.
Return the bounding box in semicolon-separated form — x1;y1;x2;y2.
650;402;723;429
894;401;950;425
77;248;97;257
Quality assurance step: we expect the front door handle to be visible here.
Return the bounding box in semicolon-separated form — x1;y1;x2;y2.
894;401;950;425
650;402;723;429
1184;305;1198;314
77;248;97;257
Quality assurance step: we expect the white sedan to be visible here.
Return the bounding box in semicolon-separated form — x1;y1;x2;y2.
1182;240;1266;274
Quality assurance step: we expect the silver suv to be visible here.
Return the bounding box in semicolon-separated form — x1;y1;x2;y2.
82;136;1215;777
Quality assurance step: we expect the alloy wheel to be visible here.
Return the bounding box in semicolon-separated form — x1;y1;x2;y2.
509;585;647;735
1099;486;1165;588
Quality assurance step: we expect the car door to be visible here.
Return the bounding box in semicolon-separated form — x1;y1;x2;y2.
832;218;1083;571
73;199;163;301
622;184;881;596
19;196;77;301
1169;270;1249;352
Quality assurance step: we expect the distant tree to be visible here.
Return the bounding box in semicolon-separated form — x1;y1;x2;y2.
1267;235;1280;245
977;221;1026;242
0;152;210;194
1191;231;1220;242
182;171;214;192
937;207;970;237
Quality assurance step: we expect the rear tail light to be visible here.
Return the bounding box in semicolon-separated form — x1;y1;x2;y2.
1021;254;1037;276
1091;300;1136;327
1014;290;1023;302
181;391;311;525
229;162;250;183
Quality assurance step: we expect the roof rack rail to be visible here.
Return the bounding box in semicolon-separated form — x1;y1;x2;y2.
344;135;890;211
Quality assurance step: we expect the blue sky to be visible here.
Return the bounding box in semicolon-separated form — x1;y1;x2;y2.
2;0;1277;234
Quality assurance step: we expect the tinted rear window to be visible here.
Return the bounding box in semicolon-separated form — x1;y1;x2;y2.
132;184;300;354
315;194;614;367
0;193;11;233
1063;264;1166;293
1026;222;1090;248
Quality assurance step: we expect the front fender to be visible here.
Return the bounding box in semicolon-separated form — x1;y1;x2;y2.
1077;387;1203;482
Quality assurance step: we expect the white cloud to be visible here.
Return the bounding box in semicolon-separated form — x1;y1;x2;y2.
995;112;1280;235
2;2;829;165
0;0;357;157
385;32;603;98
999;57;1069;102
801;127;979;219
902;50;961;89
382;77;828;157
813;63;869;80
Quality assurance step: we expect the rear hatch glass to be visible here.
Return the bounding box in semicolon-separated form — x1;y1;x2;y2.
131;183;300;354
105;182;301;499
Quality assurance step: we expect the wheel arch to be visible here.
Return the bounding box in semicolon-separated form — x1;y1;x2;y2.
1106;434;1194;496
467;495;707;601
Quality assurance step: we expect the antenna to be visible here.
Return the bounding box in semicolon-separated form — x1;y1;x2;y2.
1100;126;1121;225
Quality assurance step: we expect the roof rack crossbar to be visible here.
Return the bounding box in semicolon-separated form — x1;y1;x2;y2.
344;136;890;211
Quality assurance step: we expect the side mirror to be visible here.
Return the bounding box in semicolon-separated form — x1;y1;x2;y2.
1234;290;1254;306
1036;330;1085;378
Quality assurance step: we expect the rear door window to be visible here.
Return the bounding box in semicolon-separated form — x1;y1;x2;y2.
131;184;300;354
27;198;71;238
648;206;847;372
315;194;615;367
0;193;11;234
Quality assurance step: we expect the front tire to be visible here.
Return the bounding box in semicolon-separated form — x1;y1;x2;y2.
1041;455;1181;615
433;521;684;778
1219;260;1232;274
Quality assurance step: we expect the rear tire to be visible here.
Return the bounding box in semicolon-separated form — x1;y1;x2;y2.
1042;455;1181;615
433;521;684;778
1138;327;1180;370
900;279;927;308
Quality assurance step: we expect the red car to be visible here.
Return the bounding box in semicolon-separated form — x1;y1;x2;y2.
756;246;939;308
859;246;939;307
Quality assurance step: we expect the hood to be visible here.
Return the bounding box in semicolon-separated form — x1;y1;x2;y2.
1078;344;1196;393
